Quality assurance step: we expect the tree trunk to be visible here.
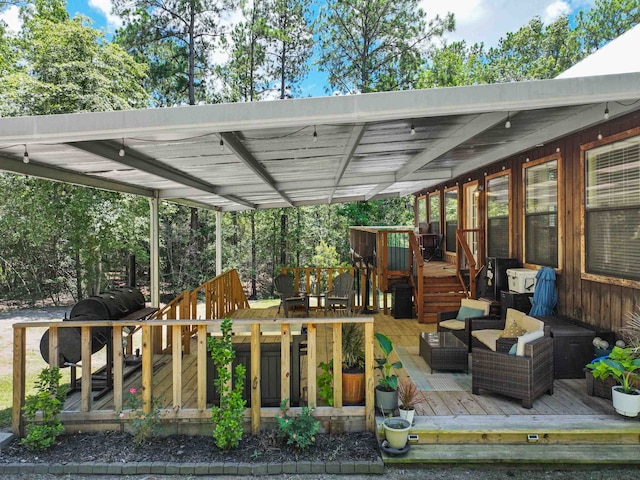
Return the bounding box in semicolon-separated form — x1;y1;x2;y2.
280;211;287;266
75;247;83;300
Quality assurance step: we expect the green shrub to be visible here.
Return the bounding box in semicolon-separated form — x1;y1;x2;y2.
207;317;246;450
117;387;161;447
317;361;334;406
276;398;319;450
21;367;67;451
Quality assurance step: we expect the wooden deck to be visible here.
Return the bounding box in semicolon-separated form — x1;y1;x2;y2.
67;305;618;421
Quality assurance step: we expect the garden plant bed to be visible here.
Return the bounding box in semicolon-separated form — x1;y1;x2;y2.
0;430;380;466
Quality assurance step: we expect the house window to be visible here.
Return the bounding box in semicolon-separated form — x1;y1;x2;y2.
444;188;458;252
486;173;510;258
585;135;640;281
429;192;440;234
524;158;559;267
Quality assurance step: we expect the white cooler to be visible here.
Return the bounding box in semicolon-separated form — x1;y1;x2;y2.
506;268;538;293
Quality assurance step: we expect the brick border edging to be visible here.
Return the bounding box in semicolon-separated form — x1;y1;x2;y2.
0;458;385;475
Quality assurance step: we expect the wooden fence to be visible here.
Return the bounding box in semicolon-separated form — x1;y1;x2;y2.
12;269;375;436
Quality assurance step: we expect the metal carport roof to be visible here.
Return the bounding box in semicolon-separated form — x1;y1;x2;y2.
2;73;640;211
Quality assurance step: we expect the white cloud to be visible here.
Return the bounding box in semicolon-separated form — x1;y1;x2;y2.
421;0;595;48
0;5;22;34
543;1;571;23
88;0;122;31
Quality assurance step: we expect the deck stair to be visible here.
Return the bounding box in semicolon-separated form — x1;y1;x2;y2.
420;273;466;323
381;415;640;465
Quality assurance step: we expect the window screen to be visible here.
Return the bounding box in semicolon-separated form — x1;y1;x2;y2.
445;190;458;252
487;175;510;258
524;160;558;267
429;194;440;230
585;137;640;280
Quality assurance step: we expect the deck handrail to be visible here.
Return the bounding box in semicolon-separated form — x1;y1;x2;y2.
408;232;424;322
280;266;357;295
455;228;485;299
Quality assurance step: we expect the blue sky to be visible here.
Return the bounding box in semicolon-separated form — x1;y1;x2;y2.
3;0;596;97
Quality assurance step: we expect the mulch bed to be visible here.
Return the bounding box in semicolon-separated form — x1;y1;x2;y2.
0;430;380;465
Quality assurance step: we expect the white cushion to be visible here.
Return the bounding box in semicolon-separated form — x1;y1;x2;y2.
439;319;465;330
516;330;545;356
471;329;502;351
505;308;545;334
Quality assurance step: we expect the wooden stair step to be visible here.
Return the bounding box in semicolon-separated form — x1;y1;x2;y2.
382;444;640;465
380;415;640;463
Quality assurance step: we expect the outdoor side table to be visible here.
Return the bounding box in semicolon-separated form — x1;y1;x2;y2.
419;332;468;372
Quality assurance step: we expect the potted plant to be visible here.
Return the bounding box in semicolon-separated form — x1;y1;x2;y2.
342;323;365;405
374;332;403;412
382;416;411;450
586;346;640;417
397;378;418;424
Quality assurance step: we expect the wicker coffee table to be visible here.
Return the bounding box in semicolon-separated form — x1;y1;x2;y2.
419;332;468;372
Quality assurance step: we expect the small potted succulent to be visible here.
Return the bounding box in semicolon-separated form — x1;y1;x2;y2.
397;378;418;424
586;346;640;417
374;332;403;412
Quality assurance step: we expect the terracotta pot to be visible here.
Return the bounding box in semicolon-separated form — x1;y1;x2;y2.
342;371;365;405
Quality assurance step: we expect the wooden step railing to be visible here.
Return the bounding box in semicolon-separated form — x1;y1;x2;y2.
455;228;485;299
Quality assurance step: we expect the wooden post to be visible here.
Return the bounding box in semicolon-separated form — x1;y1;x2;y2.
307;323;317;408
333;322;343;408
113;326;124;412
197;325;207;411
142;325;153;415
12;326;26;436
81;326;92;412
250;323;261;434
280;324;291;407
172;325;182;409
364;321;375;432
48;326;59;368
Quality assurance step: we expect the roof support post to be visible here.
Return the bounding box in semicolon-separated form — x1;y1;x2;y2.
149;194;160;308
216;211;222;276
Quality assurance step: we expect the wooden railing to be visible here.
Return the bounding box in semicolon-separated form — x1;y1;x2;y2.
455;228;485;299
12;269;375;436
280;266;357;296
408;232;424;322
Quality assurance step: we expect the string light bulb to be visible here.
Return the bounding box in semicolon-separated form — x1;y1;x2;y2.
505;113;511;129
23;145;29;164
118;138;125;157
313;126;318;143
410;122;415;135
597;130;603;140
604;103;609;120
219;139;224;151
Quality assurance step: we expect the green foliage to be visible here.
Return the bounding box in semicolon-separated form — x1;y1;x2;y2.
21;367;67;451
587;346;640;394
342;323;364;371
117;387;161;447
315;0;453;93
374;333;402;391
207;318;246;451
317;361;334;406
276;398;319;450
310;240;341;269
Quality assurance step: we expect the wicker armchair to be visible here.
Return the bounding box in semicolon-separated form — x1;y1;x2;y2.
471;335;554;408
436;298;493;351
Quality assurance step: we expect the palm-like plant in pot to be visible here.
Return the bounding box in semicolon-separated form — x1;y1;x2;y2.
374;332;403;412
587;346;640;417
342;323;365;405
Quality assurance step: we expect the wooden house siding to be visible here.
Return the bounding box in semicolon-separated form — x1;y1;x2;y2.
415;111;640;335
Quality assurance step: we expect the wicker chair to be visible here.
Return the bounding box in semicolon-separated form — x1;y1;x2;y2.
471;335;554;408
436;298;493;350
